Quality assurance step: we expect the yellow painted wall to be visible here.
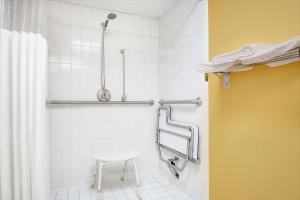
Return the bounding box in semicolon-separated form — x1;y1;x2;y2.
208;1;300;200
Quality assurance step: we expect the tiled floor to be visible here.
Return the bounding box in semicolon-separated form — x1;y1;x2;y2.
51;171;194;200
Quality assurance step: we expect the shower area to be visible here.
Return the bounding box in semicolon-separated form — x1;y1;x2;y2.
0;0;208;200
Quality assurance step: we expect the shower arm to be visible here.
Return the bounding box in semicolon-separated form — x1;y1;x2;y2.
100;12;118;90
97;13;117;102
120;49;127;101
100;26;106;89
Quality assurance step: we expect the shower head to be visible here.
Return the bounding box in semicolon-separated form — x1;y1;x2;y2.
107;13;117;20
103;13;117;30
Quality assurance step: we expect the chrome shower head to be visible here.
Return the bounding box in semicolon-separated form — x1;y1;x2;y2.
103;13;117;30
107;13;117;20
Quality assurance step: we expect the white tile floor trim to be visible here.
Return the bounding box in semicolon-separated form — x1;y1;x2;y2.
51;171;195;200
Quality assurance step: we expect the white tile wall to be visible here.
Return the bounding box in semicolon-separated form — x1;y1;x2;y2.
158;1;209;200
48;0;159;191
48;1;209;199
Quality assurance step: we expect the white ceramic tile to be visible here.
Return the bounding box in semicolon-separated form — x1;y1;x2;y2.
48;1;208;200
48;0;159;191
50;172;195;200
158;0;209;199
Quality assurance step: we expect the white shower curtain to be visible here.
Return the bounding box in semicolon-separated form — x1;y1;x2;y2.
0;29;48;200
0;0;46;34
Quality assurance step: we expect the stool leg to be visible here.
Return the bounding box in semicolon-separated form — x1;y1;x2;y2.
132;159;140;186
97;161;103;192
132;159;142;199
121;160;128;181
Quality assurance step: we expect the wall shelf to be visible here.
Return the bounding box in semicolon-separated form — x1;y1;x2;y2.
204;47;300;88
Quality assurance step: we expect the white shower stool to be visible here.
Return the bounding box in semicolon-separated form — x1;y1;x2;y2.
93;151;142;199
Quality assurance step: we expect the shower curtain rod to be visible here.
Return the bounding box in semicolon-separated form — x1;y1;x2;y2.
46;100;154;106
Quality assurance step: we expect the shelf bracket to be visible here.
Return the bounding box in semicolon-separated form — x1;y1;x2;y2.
204;72;231;88
223;72;231;88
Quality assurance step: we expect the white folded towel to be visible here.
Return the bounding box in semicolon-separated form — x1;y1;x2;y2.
200;36;300;73
211;44;273;64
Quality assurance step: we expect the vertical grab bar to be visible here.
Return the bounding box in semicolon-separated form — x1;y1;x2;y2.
120;49;127;101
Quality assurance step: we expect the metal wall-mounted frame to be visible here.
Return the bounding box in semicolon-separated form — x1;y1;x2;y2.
156;105;200;178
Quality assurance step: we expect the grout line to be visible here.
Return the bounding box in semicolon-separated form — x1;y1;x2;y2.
50;173;195;200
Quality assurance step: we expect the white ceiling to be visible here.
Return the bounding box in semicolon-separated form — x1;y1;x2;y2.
59;0;177;18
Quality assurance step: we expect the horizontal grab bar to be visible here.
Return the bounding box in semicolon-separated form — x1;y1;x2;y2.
159;97;202;106
46;100;154;106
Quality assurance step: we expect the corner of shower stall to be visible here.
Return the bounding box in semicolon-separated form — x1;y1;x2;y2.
45;0;209;200
157;0;209;200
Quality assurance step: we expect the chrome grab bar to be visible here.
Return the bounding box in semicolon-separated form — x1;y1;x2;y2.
120;49;127;101
46;100;154;106
159;97;202;106
156;106;198;177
